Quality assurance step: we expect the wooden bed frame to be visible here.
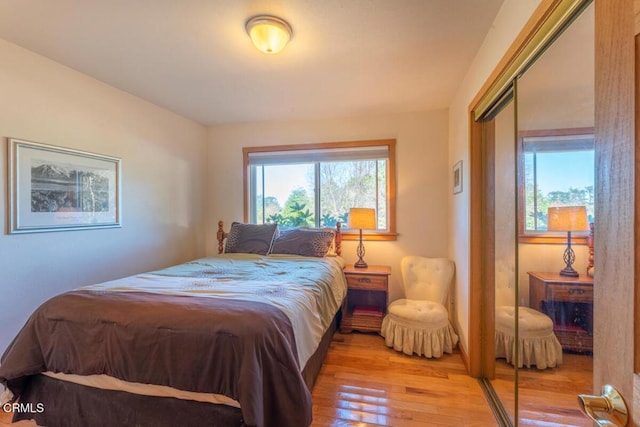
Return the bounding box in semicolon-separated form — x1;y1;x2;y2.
216;220;343;256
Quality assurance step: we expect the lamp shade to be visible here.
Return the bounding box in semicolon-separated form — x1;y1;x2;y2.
245;15;292;54
348;208;376;230
547;206;589;232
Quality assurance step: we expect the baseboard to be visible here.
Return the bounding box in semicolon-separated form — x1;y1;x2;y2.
452;316;471;373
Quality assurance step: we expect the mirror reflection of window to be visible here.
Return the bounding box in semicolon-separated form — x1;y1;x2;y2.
519;129;594;236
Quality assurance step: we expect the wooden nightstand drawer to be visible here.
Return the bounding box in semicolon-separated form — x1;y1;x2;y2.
555;326;593;352
547;283;593;302
341;265;391;334
345;274;387;290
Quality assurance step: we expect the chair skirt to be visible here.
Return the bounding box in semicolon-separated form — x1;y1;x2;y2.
495;306;563;369
381;299;458;358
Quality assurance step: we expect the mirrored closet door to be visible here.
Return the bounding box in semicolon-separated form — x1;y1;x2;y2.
514;4;594;424
476;1;595;425
481;95;518;424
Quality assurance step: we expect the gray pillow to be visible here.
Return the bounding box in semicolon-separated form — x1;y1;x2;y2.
270;228;336;257
224;222;278;255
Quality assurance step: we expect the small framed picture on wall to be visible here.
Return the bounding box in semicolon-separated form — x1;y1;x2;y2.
453;160;462;194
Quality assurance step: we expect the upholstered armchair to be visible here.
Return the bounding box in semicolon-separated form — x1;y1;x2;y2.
494;261;563;369
381;256;458;358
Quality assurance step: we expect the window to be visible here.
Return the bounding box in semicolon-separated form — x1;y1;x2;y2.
243;139;396;241
518;128;594;243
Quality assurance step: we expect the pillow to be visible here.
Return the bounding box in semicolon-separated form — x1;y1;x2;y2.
301;226;338;256
270;227;336;257
224;222;278;255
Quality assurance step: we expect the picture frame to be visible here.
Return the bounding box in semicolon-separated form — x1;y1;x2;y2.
8;138;121;234
453;160;463;194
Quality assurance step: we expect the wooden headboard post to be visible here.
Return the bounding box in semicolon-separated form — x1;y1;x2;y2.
216;220;343;256
335;222;342;256
217;220;227;254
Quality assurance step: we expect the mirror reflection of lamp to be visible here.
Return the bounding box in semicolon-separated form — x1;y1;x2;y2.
347;208;376;268
547;206;589;277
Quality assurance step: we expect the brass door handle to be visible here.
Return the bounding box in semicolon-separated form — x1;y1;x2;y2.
577;384;628;426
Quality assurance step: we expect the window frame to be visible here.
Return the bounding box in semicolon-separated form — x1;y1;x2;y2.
242;139;397;241
517;127;594;244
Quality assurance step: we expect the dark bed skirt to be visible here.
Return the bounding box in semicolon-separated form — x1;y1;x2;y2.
15;375;244;427
12;314;339;427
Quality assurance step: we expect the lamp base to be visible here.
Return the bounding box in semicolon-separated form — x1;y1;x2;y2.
559;236;579;277
559;266;579;277
354;259;368;268
354;230;368;268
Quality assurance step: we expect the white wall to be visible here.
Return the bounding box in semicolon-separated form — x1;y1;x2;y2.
448;0;542;355
207;110;449;303
0;40;208;354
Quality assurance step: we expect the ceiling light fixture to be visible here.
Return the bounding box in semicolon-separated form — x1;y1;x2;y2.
245;15;292;54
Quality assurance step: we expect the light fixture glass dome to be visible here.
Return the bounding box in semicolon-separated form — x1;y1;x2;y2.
245;15;292;54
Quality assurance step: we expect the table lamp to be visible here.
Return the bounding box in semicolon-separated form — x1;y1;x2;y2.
547;206;589;277
348;208;376;268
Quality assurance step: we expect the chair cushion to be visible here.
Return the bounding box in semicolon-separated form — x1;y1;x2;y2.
495;306;554;338
387;299;449;329
382;299;458;358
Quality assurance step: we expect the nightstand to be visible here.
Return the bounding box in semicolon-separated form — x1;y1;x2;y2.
528;272;594;352
340;264;391;333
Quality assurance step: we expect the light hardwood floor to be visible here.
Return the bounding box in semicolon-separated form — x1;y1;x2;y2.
492;353;593;427
311;333;498;427
0;333;591;426
0;413;31;426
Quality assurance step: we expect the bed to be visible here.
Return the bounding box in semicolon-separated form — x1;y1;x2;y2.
0;221;346;427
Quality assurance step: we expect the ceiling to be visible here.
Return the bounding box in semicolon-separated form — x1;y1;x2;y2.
0;0;504;126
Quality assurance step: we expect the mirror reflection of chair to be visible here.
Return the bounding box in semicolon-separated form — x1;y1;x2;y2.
381;256;458;358
494;261;563;369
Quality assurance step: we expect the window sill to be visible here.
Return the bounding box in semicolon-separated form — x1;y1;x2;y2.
518;234;588;245
341;231;398;241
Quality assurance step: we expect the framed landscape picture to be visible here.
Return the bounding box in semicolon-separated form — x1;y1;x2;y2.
8;138;121;233
453;160;463;194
